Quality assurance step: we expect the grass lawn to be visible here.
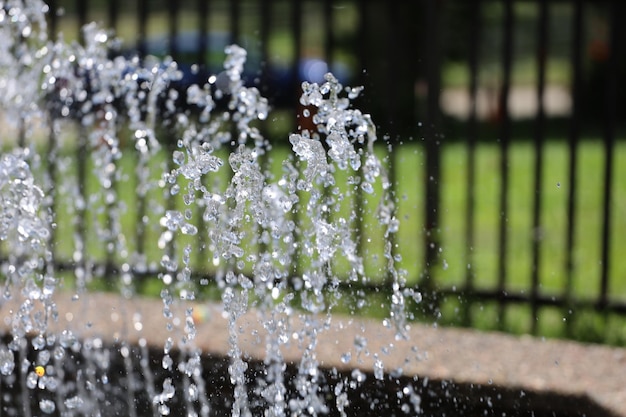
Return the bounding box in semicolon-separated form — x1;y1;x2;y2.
392;137;626;343
7;126;625;344
1;0;622;349
4;0;624;342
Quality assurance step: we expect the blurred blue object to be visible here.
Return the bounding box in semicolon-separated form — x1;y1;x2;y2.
127;31;352;108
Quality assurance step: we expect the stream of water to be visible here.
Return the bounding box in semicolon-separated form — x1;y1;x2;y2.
0;1;420;416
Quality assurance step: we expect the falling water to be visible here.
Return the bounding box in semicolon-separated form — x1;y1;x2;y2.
0;1;418;416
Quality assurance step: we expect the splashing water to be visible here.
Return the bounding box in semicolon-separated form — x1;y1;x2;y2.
0;1;419;416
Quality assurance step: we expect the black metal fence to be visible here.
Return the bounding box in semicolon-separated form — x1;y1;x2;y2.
7;0;626;343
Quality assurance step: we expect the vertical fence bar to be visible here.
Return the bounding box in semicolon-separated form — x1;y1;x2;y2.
137;0;148;58
197;0;209;68
76;0;88;37
132;0;149;290
259;0;271;99
291;0;303;278
229;0;241;46
103;140;119;290
134;153;147;278
194;0;210;275
228;0;241;159
167;1;180;62
44;1;59;273
383;1;399;286
74;0;90;292
75;126;88;290
258;0;271;109
323;0;333;68
496;0;513;329
530;0;549;335
291;0;302;114
599;0;620;313
45;119;59;275
462;0;482;327
385;2;399;139
354;1;370;291
564;0;583;338
107;0;118;32
422;0;442;316
131;0;148;284
255;0;272;273
47;0;58;39
356;0;369;90
258;1;271;144
104;0;123;288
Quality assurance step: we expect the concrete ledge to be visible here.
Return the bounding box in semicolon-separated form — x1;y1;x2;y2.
3;291;625;416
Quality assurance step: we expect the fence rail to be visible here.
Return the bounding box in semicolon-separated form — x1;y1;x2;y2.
3;0;626;344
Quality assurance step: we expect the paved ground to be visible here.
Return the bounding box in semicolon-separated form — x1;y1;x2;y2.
3;291;617;416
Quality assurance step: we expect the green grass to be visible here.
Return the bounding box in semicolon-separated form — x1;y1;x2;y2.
2;0;620;346
391;138;626;343
5;127;626;344
442;57;571;89
5;125;626;344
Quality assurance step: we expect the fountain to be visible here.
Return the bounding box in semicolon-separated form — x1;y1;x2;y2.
0;2;621;417
0;1;425;416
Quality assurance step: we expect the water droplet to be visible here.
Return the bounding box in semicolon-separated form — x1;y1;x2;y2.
173;150;186;166
162;354;173;370
0;348;14;376
351;369;366;383
39;399;55;414
361;182;374;194
373;358;384;380
188;383;198;400
32;335;45;350
0;10;415;415
37;350;50;366
180;222;197;235
64;396;84;409
53;346;65;361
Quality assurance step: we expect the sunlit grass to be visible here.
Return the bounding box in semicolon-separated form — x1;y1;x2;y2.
391;138;626;343
4;127;626;343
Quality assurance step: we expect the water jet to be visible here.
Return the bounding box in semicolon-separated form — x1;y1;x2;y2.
0;2;623;417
